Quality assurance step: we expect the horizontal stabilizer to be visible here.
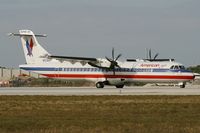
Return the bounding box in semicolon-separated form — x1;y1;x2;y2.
10;29;49;64
8;33;47;37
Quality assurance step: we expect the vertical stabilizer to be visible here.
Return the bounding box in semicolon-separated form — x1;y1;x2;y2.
18;30;49;64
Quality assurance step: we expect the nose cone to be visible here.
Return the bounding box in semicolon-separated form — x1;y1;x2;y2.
193;73;200;80
190;72;195;80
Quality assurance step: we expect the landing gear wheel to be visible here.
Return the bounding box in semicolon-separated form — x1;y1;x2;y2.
96;82;104;88
116;84;124;88
180;84;185;88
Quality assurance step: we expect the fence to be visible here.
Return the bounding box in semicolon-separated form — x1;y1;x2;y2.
0;68;43;81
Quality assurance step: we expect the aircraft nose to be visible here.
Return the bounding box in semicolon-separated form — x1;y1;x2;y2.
193;73;200;80
193;75;195;80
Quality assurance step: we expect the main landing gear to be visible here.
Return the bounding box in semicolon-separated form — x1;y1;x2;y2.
95;82;124;88
96;82;104;88
115;84;124;88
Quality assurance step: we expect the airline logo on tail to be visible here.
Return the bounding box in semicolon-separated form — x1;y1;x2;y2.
26;38;34;56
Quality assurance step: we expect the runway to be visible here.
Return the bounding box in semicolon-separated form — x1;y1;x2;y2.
0;85;200;95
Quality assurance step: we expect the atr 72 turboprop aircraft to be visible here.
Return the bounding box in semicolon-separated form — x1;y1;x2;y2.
10;30;195;88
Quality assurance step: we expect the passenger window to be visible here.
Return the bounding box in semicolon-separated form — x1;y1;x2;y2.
131;68;135;72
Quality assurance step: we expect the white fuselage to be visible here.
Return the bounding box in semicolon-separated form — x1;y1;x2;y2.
19;59;194;84
13;29;195;87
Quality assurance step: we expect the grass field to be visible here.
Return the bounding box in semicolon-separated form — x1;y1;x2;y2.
0;96;200;133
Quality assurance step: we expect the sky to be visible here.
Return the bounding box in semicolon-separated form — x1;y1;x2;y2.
0;0;200;67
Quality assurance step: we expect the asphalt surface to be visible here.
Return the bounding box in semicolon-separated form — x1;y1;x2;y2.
0;85;200;95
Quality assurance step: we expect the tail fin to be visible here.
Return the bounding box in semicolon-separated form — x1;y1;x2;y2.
14;30;49;64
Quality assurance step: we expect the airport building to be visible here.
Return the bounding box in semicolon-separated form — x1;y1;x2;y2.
0;67;41;81
0;67;44;86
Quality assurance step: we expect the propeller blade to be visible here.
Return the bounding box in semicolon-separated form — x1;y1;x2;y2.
116;64;121;68
105;56;112;63
149;49;152;60
154;53;159;60
88;62;100;68
115;54;122;61
112;47;114;60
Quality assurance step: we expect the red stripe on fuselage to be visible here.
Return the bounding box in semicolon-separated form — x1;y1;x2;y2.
42;74;194;80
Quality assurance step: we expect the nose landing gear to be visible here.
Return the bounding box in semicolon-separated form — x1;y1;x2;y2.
179;82;186;88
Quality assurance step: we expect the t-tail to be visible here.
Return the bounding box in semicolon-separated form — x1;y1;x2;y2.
9;30;49;64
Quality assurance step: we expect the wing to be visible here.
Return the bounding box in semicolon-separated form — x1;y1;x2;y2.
49;55;97;61
48;55;98;66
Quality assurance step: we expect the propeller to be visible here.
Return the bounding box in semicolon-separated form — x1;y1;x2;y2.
153;53;159;60
147;48;159;61
149;48;152;60
105;48;122;75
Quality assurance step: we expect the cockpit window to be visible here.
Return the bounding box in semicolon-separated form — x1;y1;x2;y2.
179;65;185;70
170;66;174;69
174;66;179;69
170;65;185;70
